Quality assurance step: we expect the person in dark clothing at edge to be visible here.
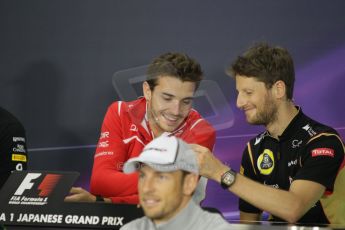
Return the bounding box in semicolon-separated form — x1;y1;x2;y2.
0;107;28;188
191;43;345;225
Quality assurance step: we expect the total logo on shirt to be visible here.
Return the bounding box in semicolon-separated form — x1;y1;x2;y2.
311;148;335;158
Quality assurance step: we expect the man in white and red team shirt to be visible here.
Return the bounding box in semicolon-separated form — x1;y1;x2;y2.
65;52;215;204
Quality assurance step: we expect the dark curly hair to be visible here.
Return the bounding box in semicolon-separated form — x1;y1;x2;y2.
228;43;295;100
146;52;203;91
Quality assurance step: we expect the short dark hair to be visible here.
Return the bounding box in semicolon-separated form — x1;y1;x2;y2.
146;52;203;91
228;43;295;100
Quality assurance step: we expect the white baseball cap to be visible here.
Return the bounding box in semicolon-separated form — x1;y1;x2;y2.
123;135;198;174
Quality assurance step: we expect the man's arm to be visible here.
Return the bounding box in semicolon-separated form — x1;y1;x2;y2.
67;103;140;203
181;118;216;203
89;102;139;203
232;173;325;223
65;187;138;203
190;144;326;223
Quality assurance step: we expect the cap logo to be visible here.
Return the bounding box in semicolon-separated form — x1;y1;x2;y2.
142;147;168;153
123;136;199;174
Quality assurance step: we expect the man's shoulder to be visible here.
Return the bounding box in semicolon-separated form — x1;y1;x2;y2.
120;216;150;230
108;98;145;112
0;108;25;135
198;208;231;229
298;113;342;145
105;98;146;123
305;117;338;135
0;107;22;126
187;109;214;131
181;110;216;149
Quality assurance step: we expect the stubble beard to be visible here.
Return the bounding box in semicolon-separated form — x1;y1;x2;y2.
250;97;278;126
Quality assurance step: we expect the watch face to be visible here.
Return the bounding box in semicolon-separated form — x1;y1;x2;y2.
223;172;234;185
221;170;236;189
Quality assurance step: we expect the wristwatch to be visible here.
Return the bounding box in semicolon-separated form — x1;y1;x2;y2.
95;195;104;202
220;169;236;189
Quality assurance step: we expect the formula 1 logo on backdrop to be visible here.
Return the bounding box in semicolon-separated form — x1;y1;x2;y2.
10;173;61;205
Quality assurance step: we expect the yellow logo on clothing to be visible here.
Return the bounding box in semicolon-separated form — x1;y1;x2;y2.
257;149;274;175
12;154;27;162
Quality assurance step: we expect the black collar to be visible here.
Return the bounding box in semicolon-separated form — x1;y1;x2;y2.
277;106;306;141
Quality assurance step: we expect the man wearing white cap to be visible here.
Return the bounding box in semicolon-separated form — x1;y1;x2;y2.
120;136;230;230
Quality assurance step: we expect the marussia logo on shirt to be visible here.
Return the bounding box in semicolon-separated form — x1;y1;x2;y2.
311;148;335;158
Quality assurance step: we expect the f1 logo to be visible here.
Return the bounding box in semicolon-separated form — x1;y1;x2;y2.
14;173;41;195
14;173;61;197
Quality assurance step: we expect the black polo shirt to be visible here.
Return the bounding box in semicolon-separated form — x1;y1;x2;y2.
239;108;345;224
0;107;28;188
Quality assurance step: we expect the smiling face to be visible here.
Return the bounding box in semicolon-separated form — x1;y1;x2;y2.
235;75;278;126
138;165;195;224
143;76;196;136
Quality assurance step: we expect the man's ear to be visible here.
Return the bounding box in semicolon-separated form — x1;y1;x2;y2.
273;80;286;99
143;81;152;101
183;173;199;196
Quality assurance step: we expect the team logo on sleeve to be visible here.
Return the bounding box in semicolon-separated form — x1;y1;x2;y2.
302;124;316;137
311;148;335;157
100;132;109;139
257;149;275;175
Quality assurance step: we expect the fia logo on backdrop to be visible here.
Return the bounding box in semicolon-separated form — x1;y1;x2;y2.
9;173;61;206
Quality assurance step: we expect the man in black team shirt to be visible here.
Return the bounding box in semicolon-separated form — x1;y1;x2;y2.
191;43;345;225
0;107;28;188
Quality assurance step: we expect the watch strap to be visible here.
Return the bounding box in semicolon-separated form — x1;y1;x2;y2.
95;195;104;202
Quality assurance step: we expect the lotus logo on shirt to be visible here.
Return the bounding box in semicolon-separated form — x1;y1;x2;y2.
257;149;275;175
